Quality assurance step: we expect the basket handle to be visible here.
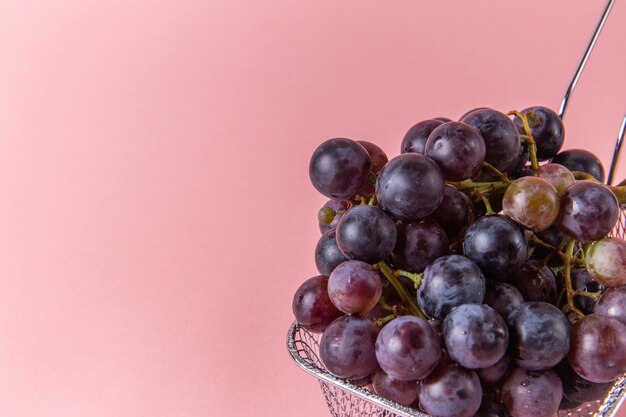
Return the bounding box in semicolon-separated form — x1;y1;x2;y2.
610;115;626;186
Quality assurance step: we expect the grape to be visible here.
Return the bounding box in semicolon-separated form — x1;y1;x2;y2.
501;367;563;417
503;140;529;178
424;121;486;181
443;304;509;369
418;255;486;321
554;360;612;403
315;230;347;276
461;108;520;171
309;138;372;199
474;397;507;417
585;237;626;287
318;199;350;234
477;353;511;385
292;275;342;333
401;120;443;154
484;282;524;325
336;205;397;263
463;215;528;279
568;314;626;383
502;176;559;232
594;285;626;325
509;302;570;370
319;315;379;379
557;181;619;242
430;186;474;239
571;268;604;314
371;368;419;406
506;260;557;303
376;153;445;221
328;260;382;314
551;149;605;182
374;316;441;381
419;362;482;417
356;140;388;174
434;117;452;123
537;163;575;196
514;106;564;161
390;219;448;273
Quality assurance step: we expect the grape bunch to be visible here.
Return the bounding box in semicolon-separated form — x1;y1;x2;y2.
292;106;626;417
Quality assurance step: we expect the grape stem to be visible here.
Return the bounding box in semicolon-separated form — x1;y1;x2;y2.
376;261;425;319
572;290;602;301
394;269;423;289
563;240;585;318
375;313;396;328
482;162;511;184
368;195;377;205
508;110;539;172
480;194;495;215
609;185;626;205
572;171;599;181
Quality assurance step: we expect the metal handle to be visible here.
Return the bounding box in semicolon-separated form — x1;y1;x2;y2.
558;0;616;119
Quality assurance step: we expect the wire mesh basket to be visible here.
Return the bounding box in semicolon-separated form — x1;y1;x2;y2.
287;314;626;417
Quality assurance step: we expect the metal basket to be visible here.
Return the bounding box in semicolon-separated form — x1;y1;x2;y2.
287;315;626;417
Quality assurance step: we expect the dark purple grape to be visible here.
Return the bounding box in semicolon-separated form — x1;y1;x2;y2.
376;153;445;221
463;215;528;279
571;268;604;314
309;138;371;199
443;304;508;369
506;260;557;303
328;260;382;314
536;224;565;247
551;149;605;182
501;367;562;417
502;176;559;232
292;275;342;333
371;368;419;406
585;237;626;287
390;219;448;273
503;140;529;178
509;302;570;370
461;108;520;171
554;360;612;403
557;181;619;242
336;205;397;263
477;353;512;385
375;316;441;381
319;315;379;379
474;397;507;417
459;107;490;121
568;314;626;383
419;362;482;417
483;282;524;325
424;121;486;181
514;106;564;161
418;255;486;321
318;199;350;234
594;285;626;325
401;120;443;154
315;230;347;276
356;140;388;174
559;397;582;411
430;186;474;239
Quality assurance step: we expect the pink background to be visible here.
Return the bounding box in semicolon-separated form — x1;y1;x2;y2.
0;1;625;416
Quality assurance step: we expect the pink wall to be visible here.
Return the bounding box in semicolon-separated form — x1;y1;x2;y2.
0;1;624;416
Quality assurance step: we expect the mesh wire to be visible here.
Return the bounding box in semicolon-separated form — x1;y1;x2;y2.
287;205;626;417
